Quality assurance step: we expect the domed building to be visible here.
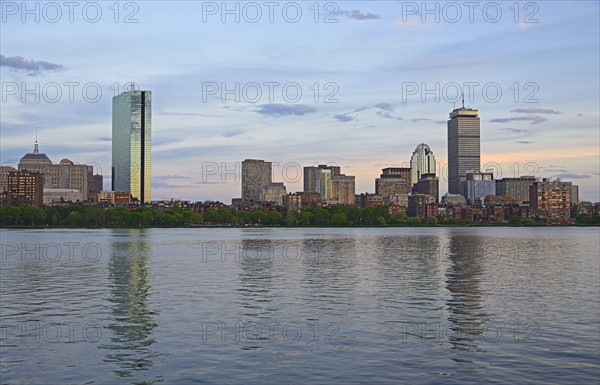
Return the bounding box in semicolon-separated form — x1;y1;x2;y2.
16;139;102;202
18;140;53;175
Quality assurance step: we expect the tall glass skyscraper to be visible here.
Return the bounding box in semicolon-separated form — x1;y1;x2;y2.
410;143;436;186
447;105;480;195
112;89;152;203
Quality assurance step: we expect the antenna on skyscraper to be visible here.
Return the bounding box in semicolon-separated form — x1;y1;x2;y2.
34;128;39;153
461;92;464;108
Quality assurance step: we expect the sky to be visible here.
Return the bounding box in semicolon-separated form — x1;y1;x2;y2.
1;0;599;202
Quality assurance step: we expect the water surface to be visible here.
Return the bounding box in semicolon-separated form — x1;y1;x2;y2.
1;227;598;384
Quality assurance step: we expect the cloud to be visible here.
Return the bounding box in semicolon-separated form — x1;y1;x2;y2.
337;10;380;20
222;129;244;138
338;103;401;121
411;118;446;125
553;173;591;179
502;128;529;134
154;181;194;188
374;103;395;112
376;111;403;120
511;108;562;115
334;114;355;123
155;175;191;181
96;137;111;142
0;55;65;75
256;104;316;117
515;141;534;144
489;116;546;125
158;111;218;117
544;168;569;172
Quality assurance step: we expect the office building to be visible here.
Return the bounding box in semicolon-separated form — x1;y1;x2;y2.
495;176;536;202
529;179;572;222
242;159;272;203
43;189;83;205
18;139;53;176
304;164;341;193
442;193;467;207
18;140;99;201
408;194;435;217
448;102;480;195
410;143;436;186
380;167;412;186
112;89;152;203
416;173;439;203
259;182;287;206
316;168;332;200
0;166;17;193
7;170;44;207
303;166;319;192
375;167;411;196
331;174;355;205
375;177;409;197
465;171;494;206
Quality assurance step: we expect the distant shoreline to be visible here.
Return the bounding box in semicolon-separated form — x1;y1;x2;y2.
2;224;597;229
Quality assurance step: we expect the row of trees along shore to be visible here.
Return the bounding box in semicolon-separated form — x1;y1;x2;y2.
0;204;598;227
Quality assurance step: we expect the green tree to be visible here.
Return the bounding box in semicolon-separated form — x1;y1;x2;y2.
67;211;80;226
0;206;21;225
266;210;284;226
331;212;349;226
20;205;46;226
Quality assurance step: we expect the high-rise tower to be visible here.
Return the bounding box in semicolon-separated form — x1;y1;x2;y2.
447;102;480;195
112;89;152;203
410;143;436;186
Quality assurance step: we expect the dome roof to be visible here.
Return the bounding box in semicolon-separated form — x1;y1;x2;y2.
20;152;52;163
19;140;52;164
415;143;431;152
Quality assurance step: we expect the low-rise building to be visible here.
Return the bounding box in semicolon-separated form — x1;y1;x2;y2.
43;189;83;205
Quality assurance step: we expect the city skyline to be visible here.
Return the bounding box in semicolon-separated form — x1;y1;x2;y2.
1;1;598;201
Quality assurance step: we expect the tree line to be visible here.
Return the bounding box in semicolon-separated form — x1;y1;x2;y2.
0;204;597;227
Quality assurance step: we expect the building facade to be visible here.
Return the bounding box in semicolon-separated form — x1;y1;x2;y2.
18;141;99;201
7;170;44;207
529;179;572;222
375;177;409;197
259;182;287;206
465;171;494;206
331;174;355;205
495;176;536;202
304;164;340;195
448;105;480;195
43;189;83;205
410;143;436;186
242;159;272;203
416;173;440;203
0;166;17;193
112;89;152;203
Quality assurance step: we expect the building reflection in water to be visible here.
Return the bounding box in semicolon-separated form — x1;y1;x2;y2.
237;239;276;319
444;231;490;357
100;229;160;379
